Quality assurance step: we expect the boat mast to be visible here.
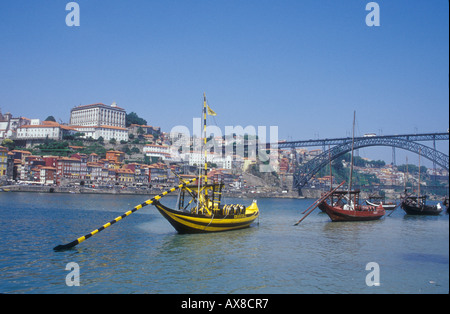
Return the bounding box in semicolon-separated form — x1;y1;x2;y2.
329;144;332;191
404;156;408;192
195;93;208;214
203;93;208;197
348;111;356;200
418;148;421;204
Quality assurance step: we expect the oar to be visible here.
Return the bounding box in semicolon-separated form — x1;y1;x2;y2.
388;193;409;217
53;177;198;251
294;181;345;226
301;197;323;215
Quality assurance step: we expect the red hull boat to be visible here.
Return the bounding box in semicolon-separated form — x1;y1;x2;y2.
319;198;385;222
318;190;385;222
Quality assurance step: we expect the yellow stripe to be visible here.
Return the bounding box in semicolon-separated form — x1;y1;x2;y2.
78;236;86;243
135;204;142;210
160;207;258;232
163;210;255;232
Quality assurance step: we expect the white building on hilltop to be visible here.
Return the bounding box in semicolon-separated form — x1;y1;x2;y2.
69;103;128;141
70;103;126;128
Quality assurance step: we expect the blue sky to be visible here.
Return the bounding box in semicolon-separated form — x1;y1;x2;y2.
0;0;448;165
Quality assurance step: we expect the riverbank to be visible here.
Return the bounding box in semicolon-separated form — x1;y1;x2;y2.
1;184;309;199
3;184;443;201
1;184;163;195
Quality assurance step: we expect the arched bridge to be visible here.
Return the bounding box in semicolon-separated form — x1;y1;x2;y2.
277;132;449;192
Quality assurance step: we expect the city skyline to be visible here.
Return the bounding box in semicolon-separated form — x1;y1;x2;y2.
0;0;448;166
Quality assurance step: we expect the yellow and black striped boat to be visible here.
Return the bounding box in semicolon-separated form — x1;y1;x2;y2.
153;94;259;233
154;183;259;233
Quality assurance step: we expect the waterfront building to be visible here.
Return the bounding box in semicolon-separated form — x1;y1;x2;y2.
40;166;56;185
21;156;45;181
0;146;8;177
116;168;134;183
87;162;103;182
55;157;83;185
43;156;59;168
148;163;169;184
123;163;149;185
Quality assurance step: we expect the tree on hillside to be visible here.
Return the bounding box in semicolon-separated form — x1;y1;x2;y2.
1;139;15;150
126;112;147;127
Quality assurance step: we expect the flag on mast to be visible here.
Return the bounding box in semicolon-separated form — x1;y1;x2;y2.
207;105;217;116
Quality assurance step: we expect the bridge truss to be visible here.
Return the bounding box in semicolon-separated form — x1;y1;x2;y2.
290;133;449;192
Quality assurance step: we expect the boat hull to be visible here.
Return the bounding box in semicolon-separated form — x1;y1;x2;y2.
318;202;385;222
154;202;259;233
401;202;442;216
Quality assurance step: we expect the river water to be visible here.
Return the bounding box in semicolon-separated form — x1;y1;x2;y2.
0;192;448;294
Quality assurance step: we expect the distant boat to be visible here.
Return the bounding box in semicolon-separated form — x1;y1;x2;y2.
401;195;442;216
444;196;449;214
400;149;442;216
318;111;385;222
365;199;397;210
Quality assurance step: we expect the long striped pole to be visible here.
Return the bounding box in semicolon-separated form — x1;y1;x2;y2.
203;93;208;189
53;177;198;251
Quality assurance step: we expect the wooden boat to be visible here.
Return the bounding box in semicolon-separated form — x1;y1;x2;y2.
401;195;442;216
400;149;442;216
444;196;449;214
318;111;385;222
365;199;397;210
153;94;259;233
319;190;385;222
154;183;259;233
